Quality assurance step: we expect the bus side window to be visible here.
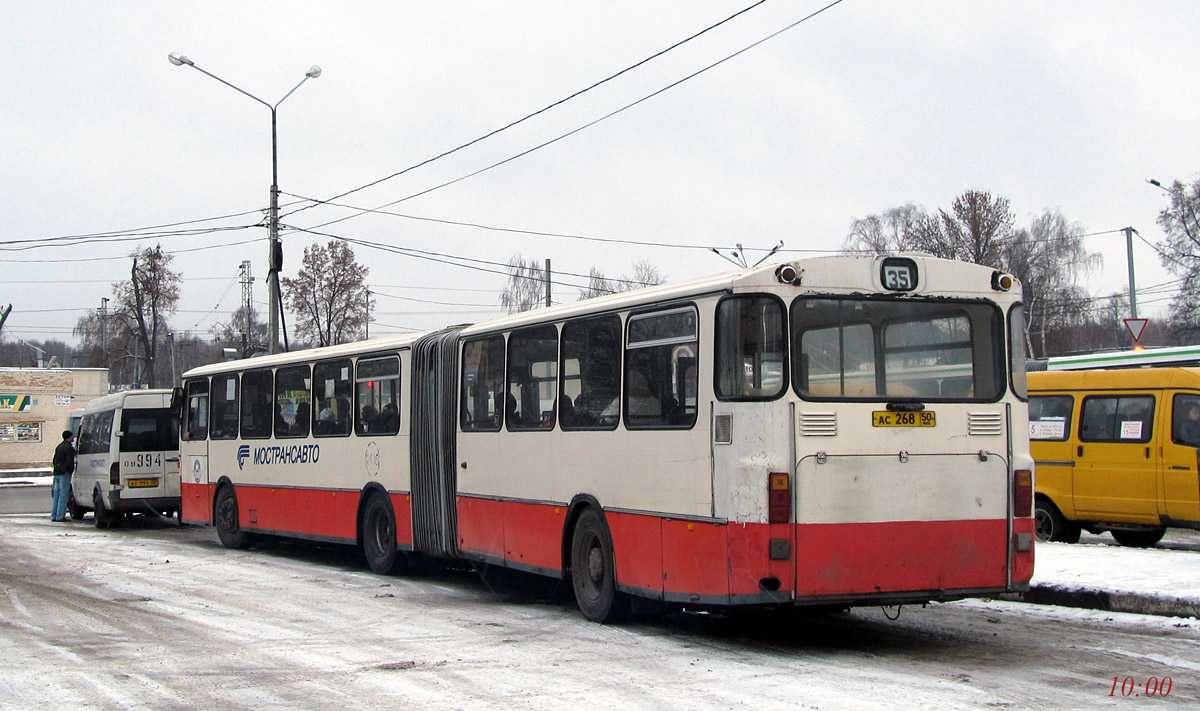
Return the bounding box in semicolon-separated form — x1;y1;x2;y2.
560;315;621;430
625;306;698;429
461;336;504;432
183;380;209;441
506;325;558;431
210;374;239;440
241;370;273;439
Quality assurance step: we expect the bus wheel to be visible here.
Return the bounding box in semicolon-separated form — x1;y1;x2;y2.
362;493;402;575
1034;499;1080;543
1111;528;1165;548
93;489;115;529
570;508;629;623
215;486;249;550
66;487;86;521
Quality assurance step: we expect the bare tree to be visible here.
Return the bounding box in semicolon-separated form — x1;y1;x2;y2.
74;246;181;387
282;240;371;347
906;190;1014;267
1153;175;1200;343
577;260;667;301
211;305;269;357
844;204;925;253
1002;210;1102;358
499;255;548;313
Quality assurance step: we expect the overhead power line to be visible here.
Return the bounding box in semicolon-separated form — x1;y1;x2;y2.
294;0;848;233
280;1;773;223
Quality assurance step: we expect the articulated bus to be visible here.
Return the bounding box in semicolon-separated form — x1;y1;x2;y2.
178;254;1034;621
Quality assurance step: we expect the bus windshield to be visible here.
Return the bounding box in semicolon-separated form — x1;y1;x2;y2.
792;296;1005;402
119;409;180;453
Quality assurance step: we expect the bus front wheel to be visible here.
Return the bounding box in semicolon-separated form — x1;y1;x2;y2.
215;486;249;549
570;508;629;623
362;492;402;575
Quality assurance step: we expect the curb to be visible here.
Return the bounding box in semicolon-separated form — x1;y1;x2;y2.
1000;585;1200;619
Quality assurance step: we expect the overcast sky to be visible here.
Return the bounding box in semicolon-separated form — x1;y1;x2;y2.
3;1;1198;348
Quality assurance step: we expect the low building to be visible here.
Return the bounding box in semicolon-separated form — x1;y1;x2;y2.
0;368;109;471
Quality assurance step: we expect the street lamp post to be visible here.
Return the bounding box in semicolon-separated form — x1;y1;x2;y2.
168;53;321;354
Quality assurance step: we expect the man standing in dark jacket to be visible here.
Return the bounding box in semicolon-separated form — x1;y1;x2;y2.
51;430;75;522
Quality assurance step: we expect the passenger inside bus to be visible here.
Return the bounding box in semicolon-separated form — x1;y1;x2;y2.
1176;400;1200;447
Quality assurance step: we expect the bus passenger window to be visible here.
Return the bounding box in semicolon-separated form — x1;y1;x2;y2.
506;325;558;431
625;306;698;429
275;365;312;439
182;380;208;441
240;370;273;439
560;315;621;430
314;358;353;437
461;336;504;432
210;374;239;440
356;356;400;436
715;296;787;399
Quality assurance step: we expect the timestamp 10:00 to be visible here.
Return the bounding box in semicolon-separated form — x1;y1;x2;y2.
1110;676;1172;698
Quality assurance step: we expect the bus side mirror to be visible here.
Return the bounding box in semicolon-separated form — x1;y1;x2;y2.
170;386;184;414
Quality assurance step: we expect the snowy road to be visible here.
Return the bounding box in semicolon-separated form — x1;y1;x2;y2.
1;515;1196;710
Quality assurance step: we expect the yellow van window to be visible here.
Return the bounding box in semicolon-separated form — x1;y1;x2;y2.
1079;395;1154;443
1173;394;1200;447
1029;395;1072;441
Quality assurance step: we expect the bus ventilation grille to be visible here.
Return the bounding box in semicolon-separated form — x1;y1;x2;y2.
713;414;733;445
799;412;837;437
968;412;1004;436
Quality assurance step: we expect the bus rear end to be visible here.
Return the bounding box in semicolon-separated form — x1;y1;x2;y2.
715;256;1034;609
112;393;181;518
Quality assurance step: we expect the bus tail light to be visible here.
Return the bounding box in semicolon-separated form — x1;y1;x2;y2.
768;472;790;524
110;462;120;486
1014;469;1032;517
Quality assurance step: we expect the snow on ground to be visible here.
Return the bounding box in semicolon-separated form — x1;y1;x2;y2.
1032;531;1200;605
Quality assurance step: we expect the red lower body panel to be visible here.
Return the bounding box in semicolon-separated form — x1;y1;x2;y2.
795;519;1010;596
181;482;413;548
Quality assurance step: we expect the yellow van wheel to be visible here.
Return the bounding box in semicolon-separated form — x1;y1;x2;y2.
1034;499;1081;543
1111;528;1164;548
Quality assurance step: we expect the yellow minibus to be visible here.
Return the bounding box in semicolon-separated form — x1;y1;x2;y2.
1028;367;1200;546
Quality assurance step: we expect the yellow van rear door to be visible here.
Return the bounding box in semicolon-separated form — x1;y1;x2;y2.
1073;394;1158;521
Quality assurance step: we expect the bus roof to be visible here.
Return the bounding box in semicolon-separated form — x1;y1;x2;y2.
1028;367;1200;392
83;388;176;414
182;254;1018;379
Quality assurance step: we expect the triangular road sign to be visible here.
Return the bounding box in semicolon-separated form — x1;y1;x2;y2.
1124;318;1149;343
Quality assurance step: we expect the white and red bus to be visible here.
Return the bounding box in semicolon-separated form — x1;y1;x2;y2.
178;254;1035;621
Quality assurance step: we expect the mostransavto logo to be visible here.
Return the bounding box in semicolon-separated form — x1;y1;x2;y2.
248;444;321;467
237;445;250;470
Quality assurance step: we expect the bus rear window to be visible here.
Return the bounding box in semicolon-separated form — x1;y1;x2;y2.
792;296;1004;402
119;409;179;453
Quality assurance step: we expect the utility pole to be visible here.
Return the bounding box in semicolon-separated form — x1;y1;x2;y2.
365;288;371;339
99;297;109;368
1124;226;1138;319
240;260;253;357
544;259;552;309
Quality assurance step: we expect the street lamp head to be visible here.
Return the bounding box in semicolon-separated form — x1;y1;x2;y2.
1148;178;1163;188
168;52;193;67
306;65;322;79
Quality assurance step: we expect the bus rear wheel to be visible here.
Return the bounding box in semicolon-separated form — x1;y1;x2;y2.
215;485;250;549
362;492;402;575
93;489;116;529
570;508;629;623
